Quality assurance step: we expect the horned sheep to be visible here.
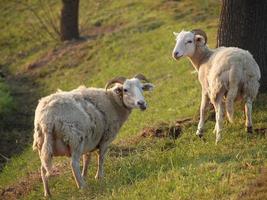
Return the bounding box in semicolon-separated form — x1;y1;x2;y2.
172;29;261;144
32;74;154;196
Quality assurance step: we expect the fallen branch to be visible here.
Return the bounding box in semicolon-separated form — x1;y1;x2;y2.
0;153;10;162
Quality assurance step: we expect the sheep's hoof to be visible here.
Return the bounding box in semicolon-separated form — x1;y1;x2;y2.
81;173;87;180
215;135;222;145
95;174;104;180
196;129;204;138
247;126;253;134
44;191;51;197
79;182;87;190
80;185;86;190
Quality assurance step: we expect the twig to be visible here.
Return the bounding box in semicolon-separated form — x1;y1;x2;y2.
17;0;58;41
38;0;60;38
0;153;10;162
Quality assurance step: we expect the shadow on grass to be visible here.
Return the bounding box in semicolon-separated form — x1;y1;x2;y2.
0;69;41;170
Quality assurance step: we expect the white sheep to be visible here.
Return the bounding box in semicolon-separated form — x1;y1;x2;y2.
32;74;154;196
172;29;261;144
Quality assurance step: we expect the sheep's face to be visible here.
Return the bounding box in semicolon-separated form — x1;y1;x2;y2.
115;78;154;111
172;31;196;60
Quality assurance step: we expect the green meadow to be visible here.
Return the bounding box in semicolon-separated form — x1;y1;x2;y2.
0;0;266;199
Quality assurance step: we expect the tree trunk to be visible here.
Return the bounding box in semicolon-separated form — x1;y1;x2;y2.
217;0;267;92
60;0;80;41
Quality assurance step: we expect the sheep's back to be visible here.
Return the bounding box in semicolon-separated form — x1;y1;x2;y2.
208;47;260;84
209;47;260;82
35;91;105;151
205;47;261;102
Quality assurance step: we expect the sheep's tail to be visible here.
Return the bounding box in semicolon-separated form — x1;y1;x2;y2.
225;84;238;123
37;124;53;177
33;123;41;151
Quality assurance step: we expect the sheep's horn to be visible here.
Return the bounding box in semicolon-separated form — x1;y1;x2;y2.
134;74;150;82
191;29;207;45
105;76;126;90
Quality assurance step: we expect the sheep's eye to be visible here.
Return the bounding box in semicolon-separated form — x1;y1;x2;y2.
123;88;128;93
187;40;192;44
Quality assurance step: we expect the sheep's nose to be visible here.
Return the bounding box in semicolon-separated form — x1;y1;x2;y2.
137;101;146;110
174;51;179;58
137;101;145;106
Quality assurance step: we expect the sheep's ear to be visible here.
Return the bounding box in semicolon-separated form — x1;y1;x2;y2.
114;86;122;95
142;83;154;92
195;34;205;46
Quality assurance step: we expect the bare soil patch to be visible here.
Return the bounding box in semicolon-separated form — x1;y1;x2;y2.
238;168;267;200
25;23;125;71
254;127;267;136
140;117;196;139
85;23;125;37
109;145;137;158
26;40;88;70
0;164;63;200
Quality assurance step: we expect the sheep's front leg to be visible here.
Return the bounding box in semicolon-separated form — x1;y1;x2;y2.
81;153;91;178
71;151;86;189
245;99;253;134
196;92;209;138
95;144;108;180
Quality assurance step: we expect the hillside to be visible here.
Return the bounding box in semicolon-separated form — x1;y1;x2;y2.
0;0;267;199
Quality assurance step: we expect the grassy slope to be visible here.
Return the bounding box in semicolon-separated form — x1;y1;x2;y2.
0;78;13;164
0;80;12;115
0;0;267;199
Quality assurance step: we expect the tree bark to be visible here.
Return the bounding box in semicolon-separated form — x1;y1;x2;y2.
60;0;80;41
217;0;267;91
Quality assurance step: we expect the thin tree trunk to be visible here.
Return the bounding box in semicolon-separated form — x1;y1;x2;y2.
217;0;267;91
60;0;80;41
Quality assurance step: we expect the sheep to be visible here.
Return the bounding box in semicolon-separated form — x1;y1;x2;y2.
172;29;261;144
32;74;154;196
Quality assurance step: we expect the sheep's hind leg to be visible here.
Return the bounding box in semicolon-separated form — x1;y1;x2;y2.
81;153;91;178
71;151;86;189
95;144;108;180
214;92;224;144
245;98;253;134
196;92;209;138
41;165;51;197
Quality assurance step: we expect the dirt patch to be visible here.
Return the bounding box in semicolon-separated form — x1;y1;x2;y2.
238;168;267;200
140;117;196;139
157;0;183;12
26;23;124;71
0;164;63;200
26;40;88;70
0;171;41;200
85;23;125;37
109;145;137;158
113;117;198;149
112;118;197;158
254;128;267;137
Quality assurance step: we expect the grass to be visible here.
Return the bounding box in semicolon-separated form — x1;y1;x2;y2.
0;0;267;199
0;78;13;116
